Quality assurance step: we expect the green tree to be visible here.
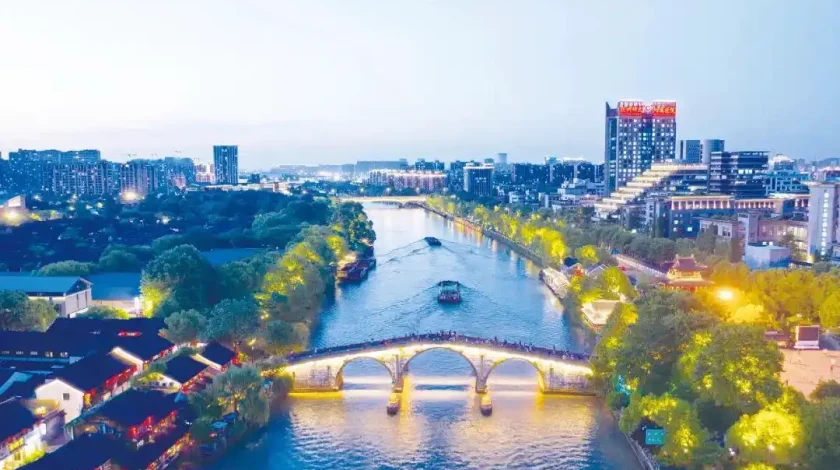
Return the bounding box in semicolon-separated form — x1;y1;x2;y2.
140;245;216;316
163;309;208;344
0;292;57;331
696;227;718;254
217;261;261;301
80;305;130;319
37;260;96;276
726;406;804;466
599;266;635;299
574;245;599;266
208;366;269;426
591;303;637;395
818;291;840;331
693;324;783;413
97;250;141;272
811;380;840;401
619;393;721;468
204;297;260;344
804;398;840;470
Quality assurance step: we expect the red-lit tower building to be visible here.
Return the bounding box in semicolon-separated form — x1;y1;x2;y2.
604;100;677;192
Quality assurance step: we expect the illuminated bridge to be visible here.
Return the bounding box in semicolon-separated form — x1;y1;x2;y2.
336;195;427;204
284;334;594;395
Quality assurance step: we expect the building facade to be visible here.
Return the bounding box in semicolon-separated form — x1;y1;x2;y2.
213;145;239;184
708;151;769;198
806;182;840;260
367;170;446;192
604;100;677;192
679;140;702;163
463;164;494;197
701;139;725;165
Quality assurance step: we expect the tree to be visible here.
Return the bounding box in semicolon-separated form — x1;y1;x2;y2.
693;324;783;414
599;266;635;299
696;227;718;254
140;245;216;316
80;305;130;319
574;245;599;266
591;303;638;394
217;261;261;301
811;380;840;401
804;398;840;470
726;406;804;466
97;250;141;272
37;261;96;276
0;292;57;332
204;297;260;344
729;233;743;263
208;366;269;426
619;393;721;468
818;291;840;331
163;309;208;344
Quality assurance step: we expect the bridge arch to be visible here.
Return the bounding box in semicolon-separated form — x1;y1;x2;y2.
485;357;547;391
401;347;479;378
335;356;396;387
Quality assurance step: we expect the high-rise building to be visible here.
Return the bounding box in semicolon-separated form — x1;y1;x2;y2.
463;164;494;197
806;182;840;260
511;163;548;185
701;139;725;165
679;140;702;163
120;160;164;195
604;100;677;192
213;145;239;184
367;170;446;192
708;151;769;198
497;153;508;166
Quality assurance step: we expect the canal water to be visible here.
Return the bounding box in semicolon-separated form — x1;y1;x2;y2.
212;204;640;470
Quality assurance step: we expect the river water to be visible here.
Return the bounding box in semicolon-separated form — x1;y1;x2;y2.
212;204;640;470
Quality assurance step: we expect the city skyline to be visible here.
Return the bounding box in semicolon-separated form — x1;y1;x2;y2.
2;1;839;166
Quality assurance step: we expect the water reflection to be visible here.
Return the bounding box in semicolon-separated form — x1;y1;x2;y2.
212;205;638;470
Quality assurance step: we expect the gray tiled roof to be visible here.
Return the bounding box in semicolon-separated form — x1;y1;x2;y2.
0;275;89;295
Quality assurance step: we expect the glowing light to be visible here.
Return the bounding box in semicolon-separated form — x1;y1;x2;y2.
3;210;22;223
247;338;257;346
121;190;141;203
716;288;735;302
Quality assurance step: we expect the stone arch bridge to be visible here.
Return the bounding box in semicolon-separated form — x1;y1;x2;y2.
284;334;594;395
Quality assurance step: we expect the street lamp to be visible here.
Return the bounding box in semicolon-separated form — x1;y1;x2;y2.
716;288;735;302
121;190;140;203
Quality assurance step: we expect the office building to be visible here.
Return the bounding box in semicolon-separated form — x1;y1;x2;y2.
463;164;494;197
512;163;549;185
806;182;840;260
708;151;769;198
213;145;239;184
497;153;508;166
701;139;725;164
680;140;702;163
414;159;445;172
604;100;677;192
766;170;809;194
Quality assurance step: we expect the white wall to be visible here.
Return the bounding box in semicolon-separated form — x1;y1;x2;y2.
35;380;85;422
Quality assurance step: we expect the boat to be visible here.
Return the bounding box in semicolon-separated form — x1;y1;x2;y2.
337;261;370;282
387;392;400;415
480;395;492;416
437;280;462;304
424;236;442;247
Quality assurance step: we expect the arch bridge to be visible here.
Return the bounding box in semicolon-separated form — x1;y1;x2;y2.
284;334;594;395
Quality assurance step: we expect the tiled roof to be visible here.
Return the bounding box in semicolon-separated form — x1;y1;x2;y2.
0;398;37;443
86;273;141;301
200;342;236;367
113;335;174;362
52;352;134;392
0;275;89;296
96;390;179;427
22;433;115;470
163;355;208;384
47;317;165;338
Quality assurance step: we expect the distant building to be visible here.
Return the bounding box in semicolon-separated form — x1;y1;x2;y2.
463;164;494;197
414;159;445;172
194;160;215;184
806;182;840;260
744;244;791;270
708;151;769;198
496;153;508;166
679;140;702;163
367;170;446;193
119;160;165;196
0;275;92;317
701;139;725;165
512;163;548;185
213;145;239;184
354;160;408;175
604;100;677;192
766;170;809;194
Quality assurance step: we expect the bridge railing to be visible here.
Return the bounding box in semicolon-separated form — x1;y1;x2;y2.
287;334;590;364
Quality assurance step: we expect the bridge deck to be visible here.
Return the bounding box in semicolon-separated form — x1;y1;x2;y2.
286;334;590;365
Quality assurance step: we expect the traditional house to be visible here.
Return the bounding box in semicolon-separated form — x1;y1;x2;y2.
664;255;713;291
111;336;176;371
160;356;210;392
35;352;136;422
0;331;98;374
0;399;42;470
0;276;93;317
75;390;180;443
86;273;143;315
21;433;114;470
46;318;165;339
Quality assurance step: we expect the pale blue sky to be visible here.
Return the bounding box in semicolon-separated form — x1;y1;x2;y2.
1;0;838;168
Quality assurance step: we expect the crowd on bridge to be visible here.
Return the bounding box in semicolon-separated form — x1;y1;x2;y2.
286;331;591;363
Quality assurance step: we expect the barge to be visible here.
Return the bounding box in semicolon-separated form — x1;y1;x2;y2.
424;236;442;247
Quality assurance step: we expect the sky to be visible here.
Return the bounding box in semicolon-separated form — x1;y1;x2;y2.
1;0;839;169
